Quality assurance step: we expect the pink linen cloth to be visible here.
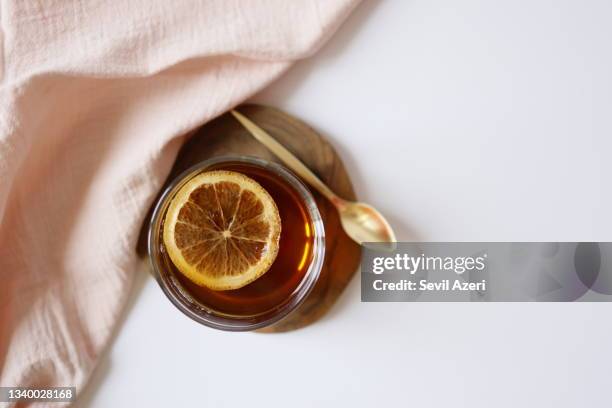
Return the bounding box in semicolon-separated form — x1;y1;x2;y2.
0;0;358;405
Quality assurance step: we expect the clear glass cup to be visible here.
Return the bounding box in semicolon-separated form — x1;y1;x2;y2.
148;156;325;331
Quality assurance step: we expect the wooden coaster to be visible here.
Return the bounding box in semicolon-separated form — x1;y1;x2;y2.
146;104;361;332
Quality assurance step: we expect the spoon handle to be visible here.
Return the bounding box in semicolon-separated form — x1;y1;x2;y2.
231;110;341;204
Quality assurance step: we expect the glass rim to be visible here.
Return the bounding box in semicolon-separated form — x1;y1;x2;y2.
147;155;325;331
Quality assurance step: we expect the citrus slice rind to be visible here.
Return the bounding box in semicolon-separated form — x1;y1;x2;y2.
162;170;281;291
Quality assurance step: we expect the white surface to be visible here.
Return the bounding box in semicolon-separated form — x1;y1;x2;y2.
80;1;612;407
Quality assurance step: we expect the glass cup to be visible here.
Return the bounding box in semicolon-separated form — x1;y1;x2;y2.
148;156;325;331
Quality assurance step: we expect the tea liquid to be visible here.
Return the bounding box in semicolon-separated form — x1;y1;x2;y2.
162;161;315;316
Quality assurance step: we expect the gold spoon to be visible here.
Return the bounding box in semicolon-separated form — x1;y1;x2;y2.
231;110;396;247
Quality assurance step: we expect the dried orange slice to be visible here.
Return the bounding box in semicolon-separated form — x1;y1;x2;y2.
162;170;281;290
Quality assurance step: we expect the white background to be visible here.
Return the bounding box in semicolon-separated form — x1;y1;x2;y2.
79;1;612;407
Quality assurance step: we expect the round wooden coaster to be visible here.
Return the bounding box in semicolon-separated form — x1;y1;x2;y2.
152;104;361;332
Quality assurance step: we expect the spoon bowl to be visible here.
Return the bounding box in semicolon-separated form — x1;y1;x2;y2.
336;199;396;249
